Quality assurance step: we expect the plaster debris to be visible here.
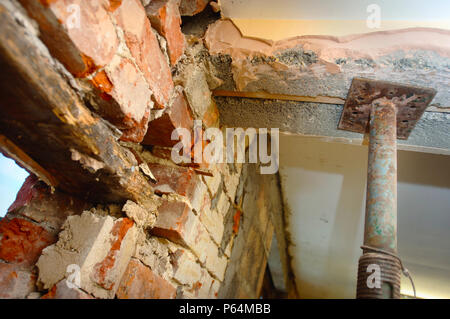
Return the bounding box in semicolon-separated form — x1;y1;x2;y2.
122;200;157;228
134;236;173;280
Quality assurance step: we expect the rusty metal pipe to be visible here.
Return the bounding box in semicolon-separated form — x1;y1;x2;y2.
365;97;398;253
339;78;437;299
356;97;401;299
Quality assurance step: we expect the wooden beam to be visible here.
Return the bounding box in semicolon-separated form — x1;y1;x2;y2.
0;3;153;205
213;90;346;105
0;134;56;187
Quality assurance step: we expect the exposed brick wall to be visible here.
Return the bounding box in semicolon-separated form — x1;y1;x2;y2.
0;0;283;299
217;162;285;298
0;175;89;298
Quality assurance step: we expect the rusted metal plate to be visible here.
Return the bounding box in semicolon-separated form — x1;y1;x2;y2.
338;78;436;139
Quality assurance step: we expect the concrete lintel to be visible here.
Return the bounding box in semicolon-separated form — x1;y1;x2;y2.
215;96;450;155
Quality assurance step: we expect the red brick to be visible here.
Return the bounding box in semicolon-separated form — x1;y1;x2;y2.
149;200;195;245
150;200;220;272
114;0;174;108
7;175;40;213
42;280;93;299
150;145;176;161
142;87;193;148
0;218;56;266
179;0;210;16
169;246;219;298
169;247;202;286
18;0;118;77
20;1;153;131
100;57;152;131
36;212;137;298
8;175;89;231
91;218;135;291
146;0;185;65
0;263;36;299
120;107;151;143
147;164;203;205
116;258;176;299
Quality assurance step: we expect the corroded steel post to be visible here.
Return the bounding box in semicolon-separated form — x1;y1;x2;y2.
365;97;397;253
338;78;436;299
356;97;401;299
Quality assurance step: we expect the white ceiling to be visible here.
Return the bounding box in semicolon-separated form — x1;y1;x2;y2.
279;135;450;298
220;0;450;21
219;0;450;38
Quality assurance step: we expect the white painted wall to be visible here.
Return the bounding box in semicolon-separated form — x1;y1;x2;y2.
279;135;450;298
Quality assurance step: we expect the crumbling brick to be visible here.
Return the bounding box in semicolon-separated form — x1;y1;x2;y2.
179;0;211;16
122;200;157;229
143;86;193;149
17;1;157;139
91;217;136;292
7;174;39;214
151;200;227;280
36;211;137;299
8;175;89;232
147;164;206;212
175;61;213;119
0;217;56;267
169;244;220;298
1;0;255;300
116;258;176;299
145;0;185;66
134;236;173;280
102;56;153;132
0;262;36;299
169;247;202;288
150;200;209;262
18;0;118;77
114;0;174;108
150;200;196;246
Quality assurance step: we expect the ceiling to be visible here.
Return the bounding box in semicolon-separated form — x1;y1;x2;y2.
279;135;450;298
219;0;450;39
220;0;450;20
